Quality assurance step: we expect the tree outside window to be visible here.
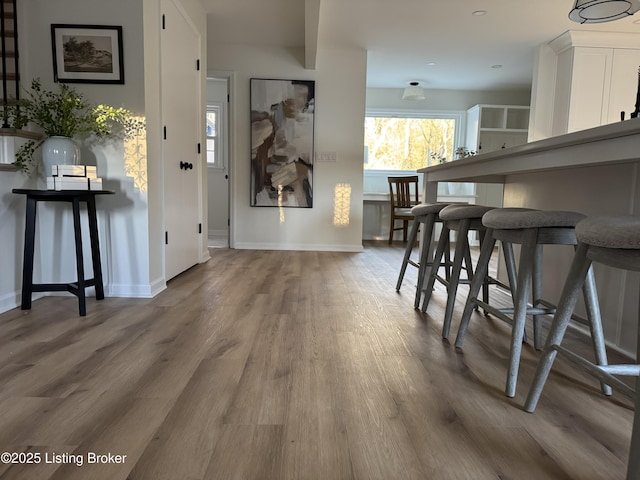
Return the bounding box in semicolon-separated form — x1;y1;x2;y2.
364;115;457;170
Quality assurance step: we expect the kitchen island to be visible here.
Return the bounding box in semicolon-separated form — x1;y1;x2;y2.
418;118;640;356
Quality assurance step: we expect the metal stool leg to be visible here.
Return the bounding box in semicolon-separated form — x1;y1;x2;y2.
421;223;450;313
531;244;544;350
506;228;538;398
442;219;471;340
524;243;592;412
414;214;437;308
396;215;421;291
581;262;612;396
455;228;496;347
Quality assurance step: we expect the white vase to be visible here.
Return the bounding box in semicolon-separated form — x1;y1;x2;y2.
41;136;80;177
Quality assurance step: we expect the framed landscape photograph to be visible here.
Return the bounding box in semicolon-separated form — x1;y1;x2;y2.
51;24;124;84
250;78;315;207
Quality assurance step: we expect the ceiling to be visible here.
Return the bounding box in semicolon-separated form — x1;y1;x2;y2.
204;0;640;92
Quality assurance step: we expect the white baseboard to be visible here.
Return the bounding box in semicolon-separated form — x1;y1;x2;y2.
0;290;19;314
106;277;166;298
208;229;227;237
233;242;364;253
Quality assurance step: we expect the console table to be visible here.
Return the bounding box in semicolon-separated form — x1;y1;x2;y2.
12;189;114;316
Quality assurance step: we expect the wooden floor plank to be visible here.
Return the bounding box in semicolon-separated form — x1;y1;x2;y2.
129;358;245;480
0;242;634;479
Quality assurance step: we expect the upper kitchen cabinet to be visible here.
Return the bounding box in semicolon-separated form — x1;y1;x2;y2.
465;104;530;154
530;31;640;141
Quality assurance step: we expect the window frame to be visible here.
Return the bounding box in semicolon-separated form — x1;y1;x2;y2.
363;108;467;196
206;102;226;170
364;108;466;171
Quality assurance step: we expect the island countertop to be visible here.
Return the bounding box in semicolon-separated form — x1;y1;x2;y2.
417;117;640;187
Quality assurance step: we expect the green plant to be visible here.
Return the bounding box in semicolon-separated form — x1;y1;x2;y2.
11;78;135;174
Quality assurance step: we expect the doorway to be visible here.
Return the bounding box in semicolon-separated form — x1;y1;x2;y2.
206;77;230;248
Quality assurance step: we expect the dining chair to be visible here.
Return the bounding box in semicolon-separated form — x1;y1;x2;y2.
388;175;419;244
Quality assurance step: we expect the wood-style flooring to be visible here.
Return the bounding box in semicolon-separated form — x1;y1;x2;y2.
0;241;635;480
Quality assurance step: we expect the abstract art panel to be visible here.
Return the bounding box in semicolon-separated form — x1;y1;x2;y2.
250;78;315;207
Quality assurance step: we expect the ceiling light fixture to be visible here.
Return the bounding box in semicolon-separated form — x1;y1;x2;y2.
569;0;640;23
472;10;487;16
402;82;426;101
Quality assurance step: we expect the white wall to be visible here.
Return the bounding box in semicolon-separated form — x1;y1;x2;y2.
0;0;153;309
208;44;367;252
0;0;208;313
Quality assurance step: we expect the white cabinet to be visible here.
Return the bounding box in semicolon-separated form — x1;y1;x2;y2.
553;46;640;135
465;104;530;155
608;49;640;123
465;104;530;207
531;31;640;140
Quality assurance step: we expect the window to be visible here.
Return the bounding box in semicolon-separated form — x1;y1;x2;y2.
206;105;223;168
364;111;462;170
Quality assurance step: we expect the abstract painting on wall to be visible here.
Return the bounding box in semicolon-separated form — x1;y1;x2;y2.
250;78;315;207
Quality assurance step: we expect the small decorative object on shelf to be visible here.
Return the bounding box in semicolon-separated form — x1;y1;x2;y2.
455;147;476;159
46;163;103;191
630;66;640;119
429;151;447;164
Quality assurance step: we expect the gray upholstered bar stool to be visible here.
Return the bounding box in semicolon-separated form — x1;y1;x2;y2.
455;208;604;398
396;203;452;309
420;204;496;339
522;215;640;480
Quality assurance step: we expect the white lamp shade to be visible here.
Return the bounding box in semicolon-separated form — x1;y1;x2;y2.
569;0;638;23
402;83;425;100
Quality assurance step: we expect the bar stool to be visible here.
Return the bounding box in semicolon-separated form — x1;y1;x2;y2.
396;203;451;308
420;204;496;339
523;215;640;479
455;208;604;398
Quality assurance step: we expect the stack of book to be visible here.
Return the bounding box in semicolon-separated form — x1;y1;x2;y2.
46;165;103;191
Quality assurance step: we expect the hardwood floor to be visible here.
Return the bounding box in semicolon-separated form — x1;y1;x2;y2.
0;241;635;479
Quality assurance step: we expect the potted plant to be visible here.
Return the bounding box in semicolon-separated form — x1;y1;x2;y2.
11;78;134;175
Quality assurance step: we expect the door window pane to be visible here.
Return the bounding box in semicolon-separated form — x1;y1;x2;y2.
206;107;220;167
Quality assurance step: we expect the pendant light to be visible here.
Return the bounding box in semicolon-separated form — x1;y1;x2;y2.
569;0;640;23
402;82;426;101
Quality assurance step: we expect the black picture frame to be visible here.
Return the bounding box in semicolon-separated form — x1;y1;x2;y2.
51;24;124;84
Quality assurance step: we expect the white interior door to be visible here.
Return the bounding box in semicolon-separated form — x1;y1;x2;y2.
161;0;202;280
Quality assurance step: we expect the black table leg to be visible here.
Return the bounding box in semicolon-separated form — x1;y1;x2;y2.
87;196;105;300
72;198;86;316
20;197;37;310
13;189;113;317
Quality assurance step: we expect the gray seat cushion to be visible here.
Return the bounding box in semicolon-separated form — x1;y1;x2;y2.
483;208;585;229
576;215;640;249
439;204;494;221
410;202;450;216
